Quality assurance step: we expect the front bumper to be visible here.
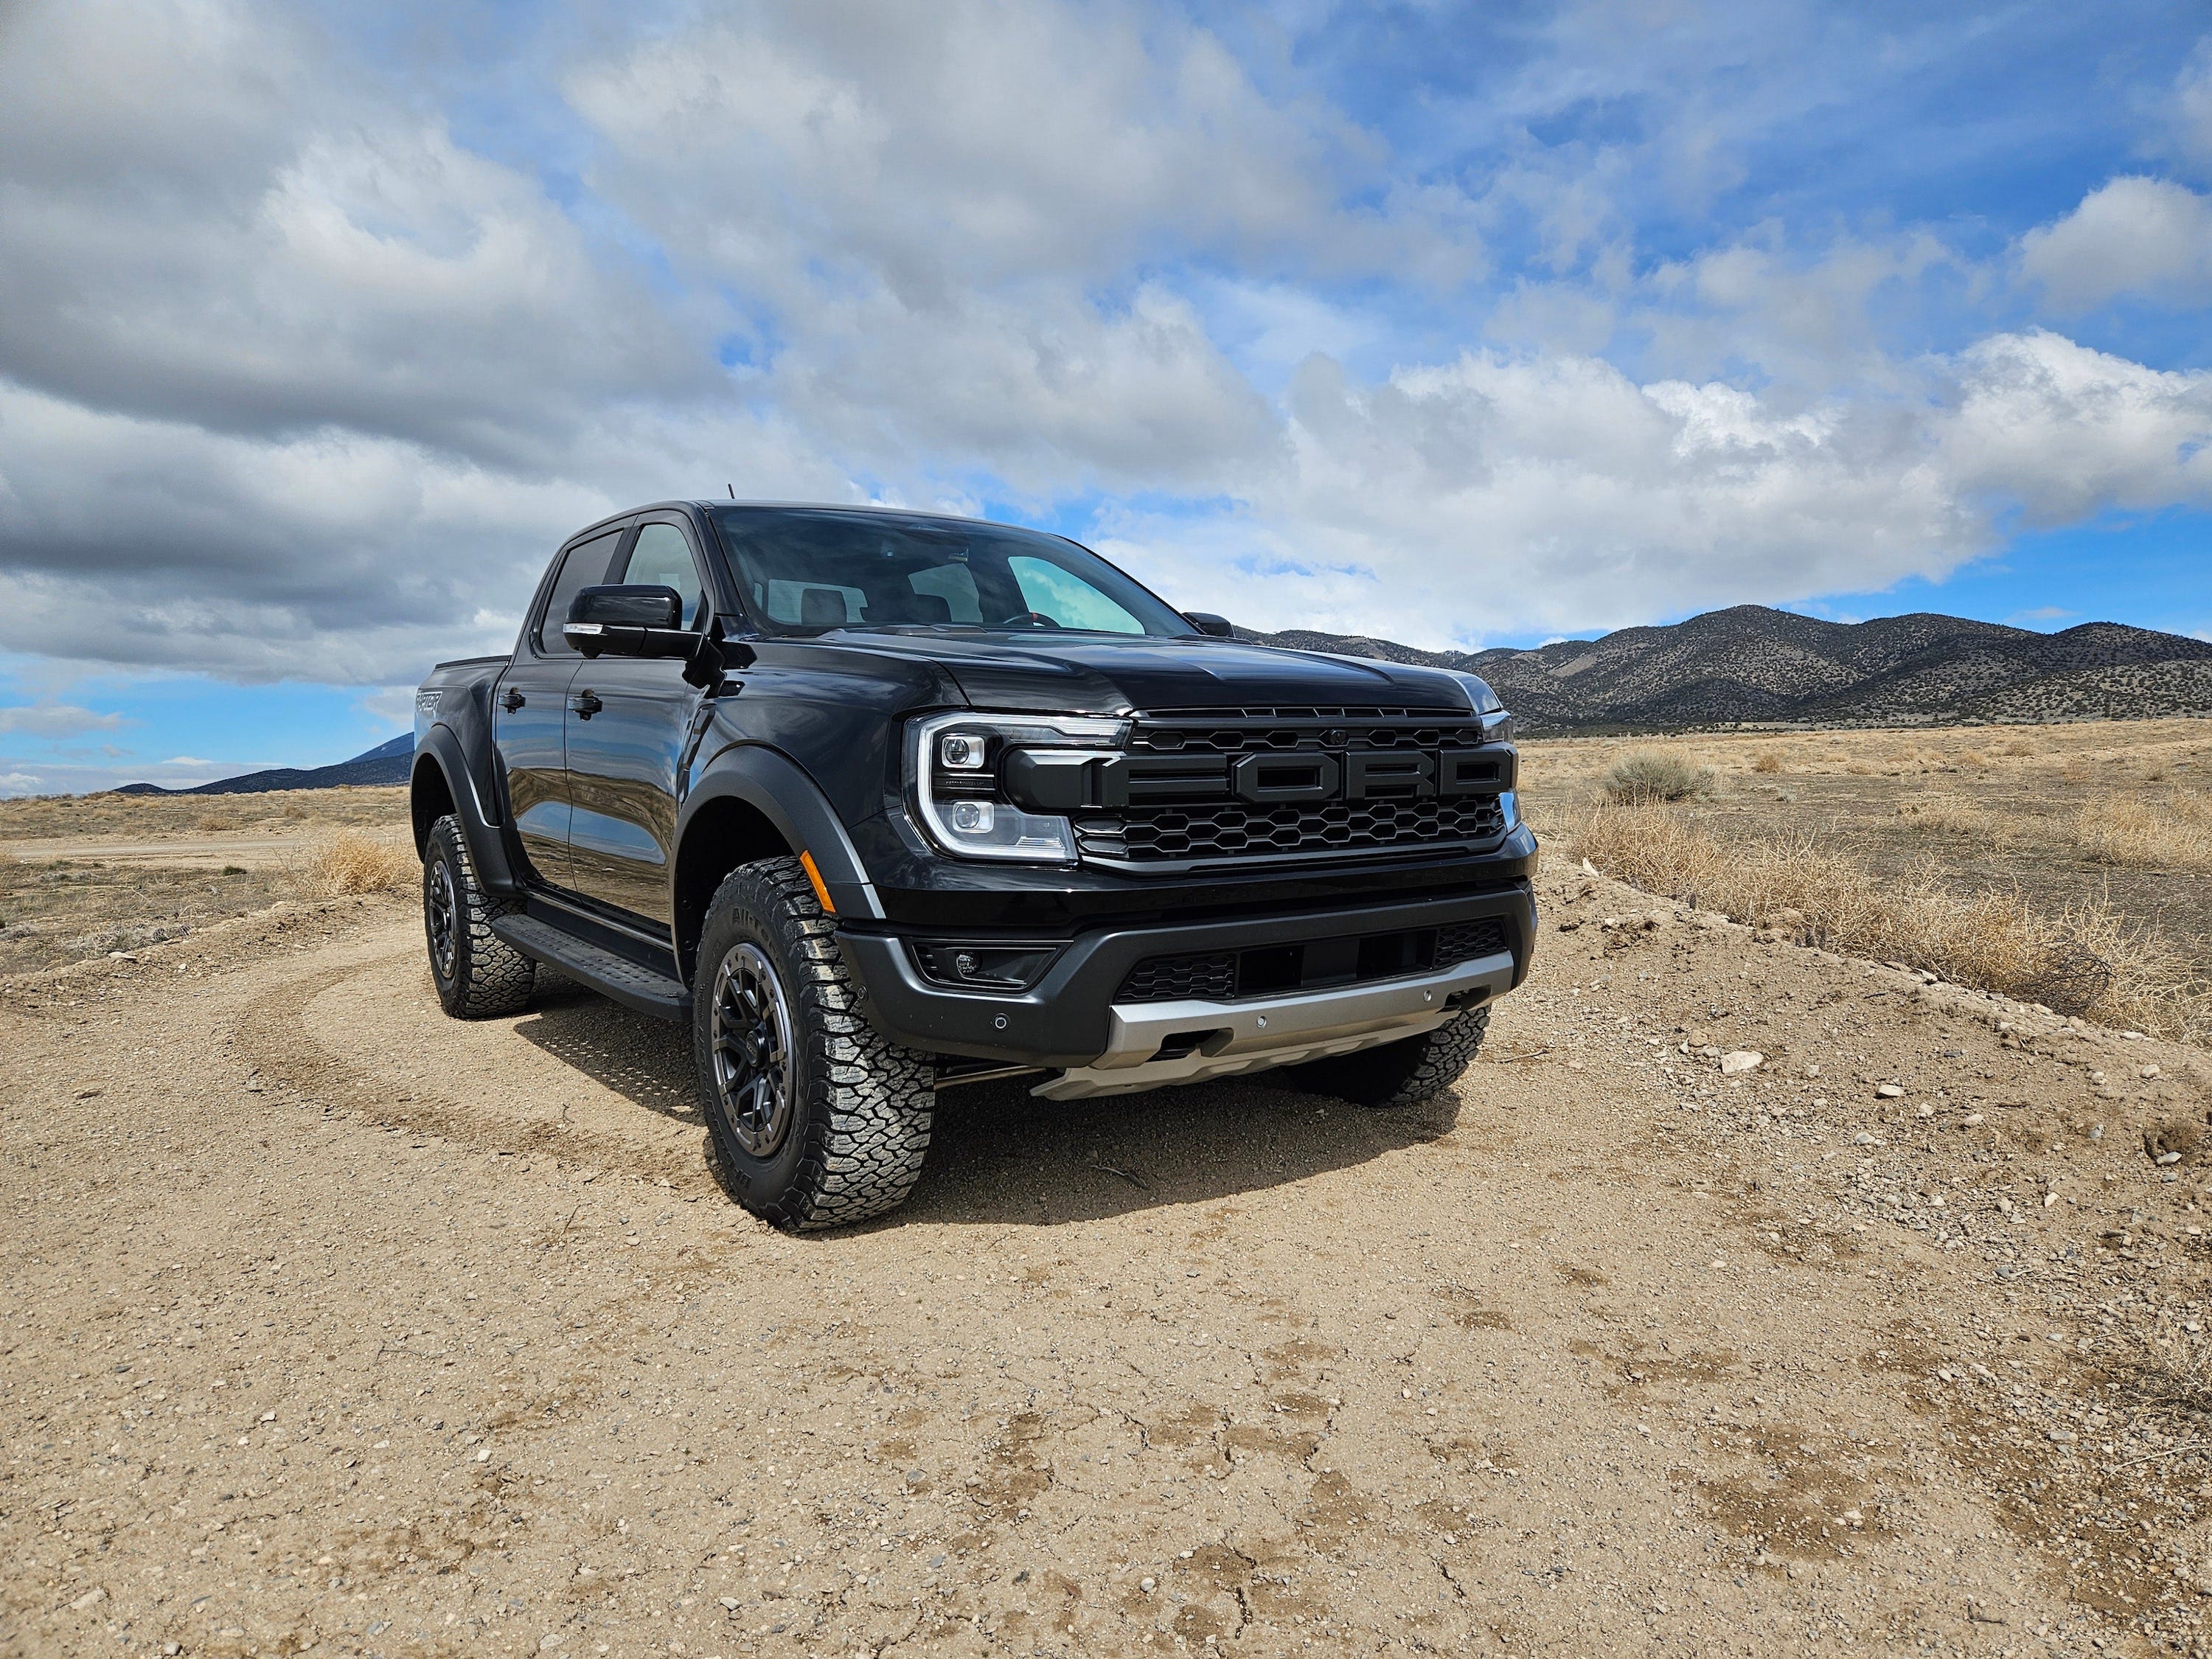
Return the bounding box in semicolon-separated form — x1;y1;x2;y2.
836;880;1534;1074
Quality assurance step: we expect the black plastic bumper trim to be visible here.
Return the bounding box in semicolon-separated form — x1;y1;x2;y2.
840;880;1534;1066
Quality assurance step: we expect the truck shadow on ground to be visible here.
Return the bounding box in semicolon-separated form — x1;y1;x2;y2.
506;973;1470;1222
897;1075;1468;1225
511;973;703;1127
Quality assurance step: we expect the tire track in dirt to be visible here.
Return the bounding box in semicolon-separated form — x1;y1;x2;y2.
228;946;719;1196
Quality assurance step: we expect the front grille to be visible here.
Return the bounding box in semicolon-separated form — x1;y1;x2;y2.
1436;916;1510;966
1116;951;1237;1004
1075;707;1510;866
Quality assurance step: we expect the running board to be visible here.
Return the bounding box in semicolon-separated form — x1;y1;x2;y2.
490;913;691;1022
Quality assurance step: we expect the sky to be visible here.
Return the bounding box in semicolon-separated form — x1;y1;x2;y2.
1;0;2210;793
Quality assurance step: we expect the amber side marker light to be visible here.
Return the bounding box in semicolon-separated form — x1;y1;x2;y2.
799;849;836;914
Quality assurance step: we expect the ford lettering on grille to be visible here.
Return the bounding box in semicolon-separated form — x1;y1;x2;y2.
1005;707;1517;866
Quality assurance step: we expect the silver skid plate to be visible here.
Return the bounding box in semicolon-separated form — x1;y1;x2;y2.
1032;950;1514;1100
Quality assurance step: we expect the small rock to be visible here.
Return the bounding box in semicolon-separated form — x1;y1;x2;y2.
1686;1027;1710;1048
2046;1428;2076;1443
2141;1063;2163;1080
1852;1131;1876;1146
69;1587;105;1612
2089;1124;2104;1141
1719;1050;1763;1075
1961;1113;1986;1127
1877;1083;1905;1099
2159;1152;2183;1166
1916;1103;1934;1118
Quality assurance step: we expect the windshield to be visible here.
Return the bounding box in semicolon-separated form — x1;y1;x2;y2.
709;507;1194;639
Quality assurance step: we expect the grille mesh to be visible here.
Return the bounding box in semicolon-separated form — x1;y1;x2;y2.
1079;796;1505;862
1115;951;1238;1004
1436;916;1511;966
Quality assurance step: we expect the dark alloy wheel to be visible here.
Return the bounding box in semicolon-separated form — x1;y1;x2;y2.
426;855;459;980
692;857;934;1231
709;942;796;1158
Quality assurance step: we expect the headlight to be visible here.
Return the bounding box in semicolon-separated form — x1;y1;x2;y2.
1444;672;1514;743
906;712;1128;863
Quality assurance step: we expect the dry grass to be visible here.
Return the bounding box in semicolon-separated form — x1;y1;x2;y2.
1601;747;1715;804
1751;751;1783;774
1573;801;2211;1044
1896;795;1999;839
2070;793;2212;870
296;831;414;897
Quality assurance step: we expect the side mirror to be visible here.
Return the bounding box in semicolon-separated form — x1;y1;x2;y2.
1185;611;1234;638
565;585;692;658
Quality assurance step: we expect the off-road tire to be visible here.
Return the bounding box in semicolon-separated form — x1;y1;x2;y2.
422;814;537;1019
1284;1006;1490;1108
693;858;934;1231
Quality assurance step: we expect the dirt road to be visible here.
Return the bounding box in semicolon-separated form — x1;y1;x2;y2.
5;869;2211;1658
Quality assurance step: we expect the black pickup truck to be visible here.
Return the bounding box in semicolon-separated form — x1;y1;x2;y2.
412;502;1535;1228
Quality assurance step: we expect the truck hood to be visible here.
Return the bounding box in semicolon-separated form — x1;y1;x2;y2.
808;629;1477;714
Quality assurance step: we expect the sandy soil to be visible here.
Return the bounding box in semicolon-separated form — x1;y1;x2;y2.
7;861;2212;1659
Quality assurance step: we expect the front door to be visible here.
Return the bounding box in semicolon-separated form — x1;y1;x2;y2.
494;526;626;888
563;518;717;927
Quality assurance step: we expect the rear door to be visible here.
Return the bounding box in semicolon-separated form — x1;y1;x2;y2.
493;526;627;888
562;515;718;926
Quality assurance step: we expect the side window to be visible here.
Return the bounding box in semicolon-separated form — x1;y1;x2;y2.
535;530;623;655
616;523;709;628
1007;555;1144;633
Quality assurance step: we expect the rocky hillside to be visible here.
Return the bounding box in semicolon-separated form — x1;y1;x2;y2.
115;734;413;796
1246;606;2212;732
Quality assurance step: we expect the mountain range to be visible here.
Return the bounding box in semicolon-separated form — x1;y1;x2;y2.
115;734;414;796
1245;606;2212;734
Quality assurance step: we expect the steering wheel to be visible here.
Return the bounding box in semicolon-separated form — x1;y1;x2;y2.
997;611;1062;629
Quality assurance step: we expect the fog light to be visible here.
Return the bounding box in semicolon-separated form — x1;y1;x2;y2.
940;733;987;770
910;941;1062;992
948;799;995;833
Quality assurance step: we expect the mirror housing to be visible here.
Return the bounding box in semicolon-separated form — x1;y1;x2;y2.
565;585;692;659
1185;611;1234;638
561;589;756;686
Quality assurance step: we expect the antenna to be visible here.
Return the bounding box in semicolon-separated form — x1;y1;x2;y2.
727;483;735;498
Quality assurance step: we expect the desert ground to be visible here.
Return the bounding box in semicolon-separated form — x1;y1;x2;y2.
5;727;2211;1658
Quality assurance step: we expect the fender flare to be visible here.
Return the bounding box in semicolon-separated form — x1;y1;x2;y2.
677;745;884;922
413;726;520;895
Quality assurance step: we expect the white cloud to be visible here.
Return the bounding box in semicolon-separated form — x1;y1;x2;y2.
0;701;125;735
1939;330;2212;521
1104;330;2212;648
0;770;44;796
2019;177;2212;310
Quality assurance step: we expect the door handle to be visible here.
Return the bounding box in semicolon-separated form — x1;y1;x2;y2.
572;691;603;720
500;688;525;712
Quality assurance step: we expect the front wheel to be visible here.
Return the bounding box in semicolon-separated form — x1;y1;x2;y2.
1281;1006;1490;1108
693;858;935;1231
422;815;536;1018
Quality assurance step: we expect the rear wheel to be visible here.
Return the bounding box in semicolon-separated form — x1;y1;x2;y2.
422;815;536;1018
694;858;934;1231
1283;1006;1489;1108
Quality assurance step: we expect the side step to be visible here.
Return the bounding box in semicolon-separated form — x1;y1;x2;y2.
490;912;691;1022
